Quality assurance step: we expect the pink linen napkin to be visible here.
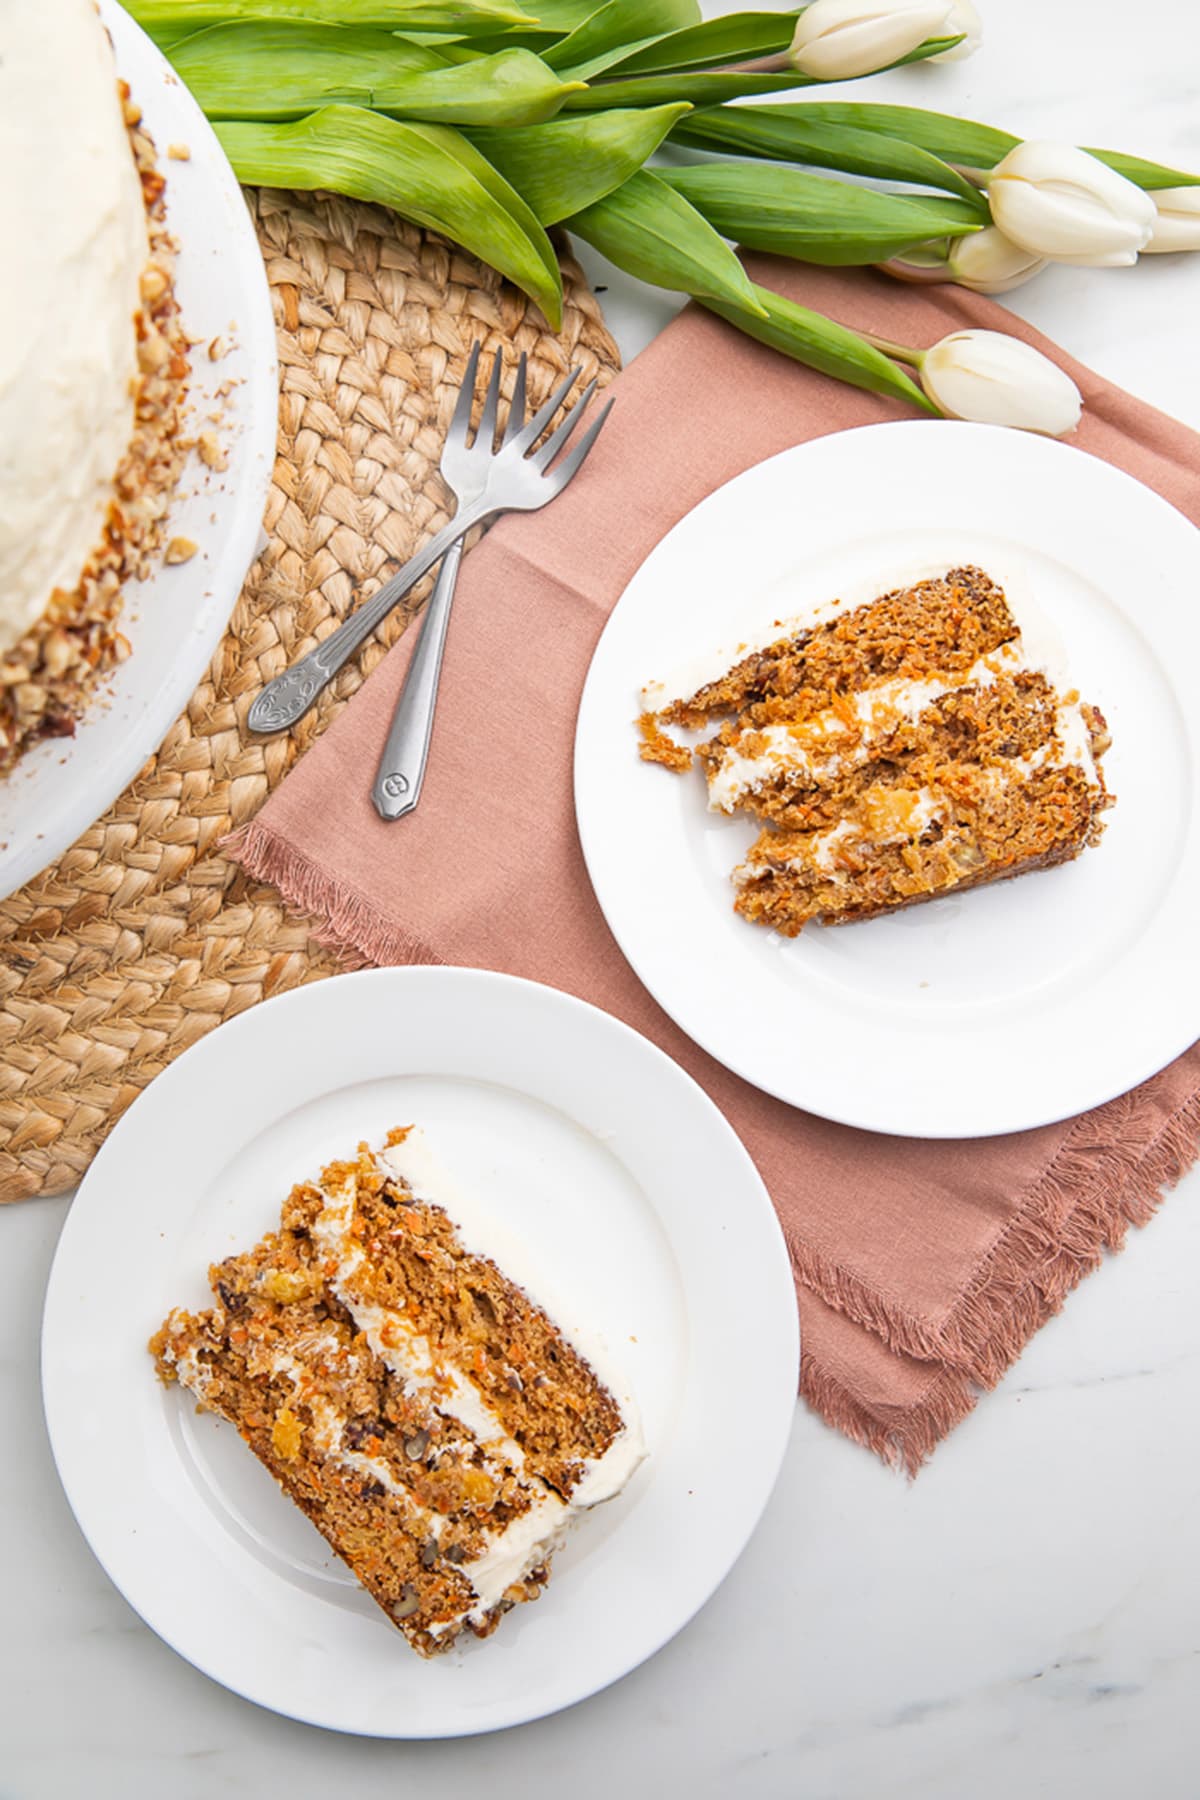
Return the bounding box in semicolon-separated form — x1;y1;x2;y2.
229;257;1200;1472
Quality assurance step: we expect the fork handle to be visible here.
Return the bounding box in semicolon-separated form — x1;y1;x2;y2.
370;538;464;821
247;499;491;734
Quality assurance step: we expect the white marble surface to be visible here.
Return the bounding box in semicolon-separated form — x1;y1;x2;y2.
4;0;1200;1792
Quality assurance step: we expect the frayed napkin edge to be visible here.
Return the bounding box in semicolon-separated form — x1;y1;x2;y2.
796;1082;1200;1473
786;1080;1200;1386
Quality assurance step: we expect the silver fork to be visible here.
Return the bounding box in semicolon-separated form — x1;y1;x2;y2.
372;345;598;820
247;346;611;736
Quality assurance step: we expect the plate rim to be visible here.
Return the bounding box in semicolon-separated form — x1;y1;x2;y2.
574;417;1200;1138
0;1;278;899
40;964;800;1737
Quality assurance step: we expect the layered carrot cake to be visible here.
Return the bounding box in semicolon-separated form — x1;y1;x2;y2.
0;0;190;772
150;1128;643;1656
639;566;1113;935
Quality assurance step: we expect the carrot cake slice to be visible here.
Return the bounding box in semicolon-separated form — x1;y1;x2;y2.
150;1129;643;1657
639;566;1113;936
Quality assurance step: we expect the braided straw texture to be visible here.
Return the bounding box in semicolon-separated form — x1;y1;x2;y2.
0;188;620;1202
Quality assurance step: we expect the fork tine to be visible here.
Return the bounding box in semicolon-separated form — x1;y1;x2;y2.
476;348;503;452
543;398;614;492
448;339;481;450
502;351;528;447
531;376;598;471
510;365;580;456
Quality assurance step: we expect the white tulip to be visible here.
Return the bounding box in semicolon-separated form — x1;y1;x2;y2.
928;0;982;60
919;330;1082;435
789;0;953;81
987;141;1156;266
946;225;1046;293
1143;185;1200;253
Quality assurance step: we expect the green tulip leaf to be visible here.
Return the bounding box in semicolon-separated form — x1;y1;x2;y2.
169;22;442;105
520;0;603;26
660;162;982;265
759;103;1200;190
564;69;817;109
468;102;689;223
562;35;962;108
543;0;700;71
214;105;564;324
670;105;988;213
173;27;583;124
127;0;541;38
586;10;799;78
700;282;936;413
566;169;767;314
455;0;608;52
1083;148;1200;191
785;102;1019;170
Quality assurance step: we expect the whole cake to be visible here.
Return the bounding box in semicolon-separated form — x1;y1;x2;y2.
639;566;1114;935
150;1129;644;1656
0;0;189;773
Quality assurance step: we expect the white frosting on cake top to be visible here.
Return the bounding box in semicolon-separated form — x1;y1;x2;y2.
0;0;149;656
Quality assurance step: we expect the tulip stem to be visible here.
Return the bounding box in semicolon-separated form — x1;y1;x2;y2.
719;52;793;76
860;330;924;367
948;163;993;189
877;252;952;284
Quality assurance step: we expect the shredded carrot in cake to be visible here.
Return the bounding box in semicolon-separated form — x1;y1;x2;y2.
638;567;1114;935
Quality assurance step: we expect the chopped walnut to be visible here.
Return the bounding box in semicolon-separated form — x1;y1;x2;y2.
197;431;228;472
164;536;198;565
138;330;171;373
139;262;170;305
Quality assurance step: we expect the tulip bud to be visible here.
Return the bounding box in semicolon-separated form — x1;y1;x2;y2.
987;141;1156;266
946;225;1046;292
919;330;1082;435
789;0;953;82
928;0;982;60
1142;185;1200;253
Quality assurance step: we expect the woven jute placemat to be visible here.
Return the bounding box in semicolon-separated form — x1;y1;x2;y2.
0;188;620;1202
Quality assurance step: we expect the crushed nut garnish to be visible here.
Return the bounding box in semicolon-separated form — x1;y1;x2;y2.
196;431;228;472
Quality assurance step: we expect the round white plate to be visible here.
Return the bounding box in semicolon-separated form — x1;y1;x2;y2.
41;967;798;1737
575;420;1200;1138
0;1;276;899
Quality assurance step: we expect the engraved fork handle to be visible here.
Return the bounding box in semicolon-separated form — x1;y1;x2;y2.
370;536;464;821
247;498;491;733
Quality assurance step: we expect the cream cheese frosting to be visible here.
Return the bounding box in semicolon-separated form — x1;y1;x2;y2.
705;638;1101;820
0;0;149;657
320;1133;645;1634
155;1131;647;1647
704;643;1031;813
